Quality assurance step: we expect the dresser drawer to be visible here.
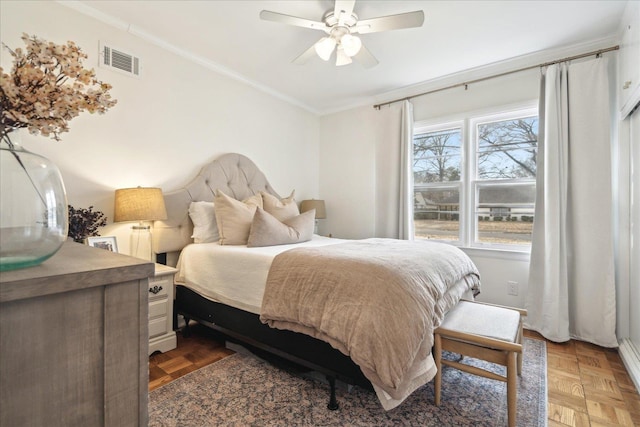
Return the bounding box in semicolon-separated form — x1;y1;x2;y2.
149;316;168;338
149;297;168;319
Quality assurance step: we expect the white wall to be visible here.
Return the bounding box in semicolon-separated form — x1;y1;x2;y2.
410;69;539;120
319;104;403;239
1;1;320;255
319;69;539;308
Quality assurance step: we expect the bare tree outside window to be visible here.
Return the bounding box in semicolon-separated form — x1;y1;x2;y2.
477;117;538;179
413;128;461;184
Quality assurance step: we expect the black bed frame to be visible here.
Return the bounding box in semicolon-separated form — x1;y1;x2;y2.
174;284;372;409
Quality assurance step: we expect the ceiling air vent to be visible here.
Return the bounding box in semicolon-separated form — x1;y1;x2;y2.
99;42;141;77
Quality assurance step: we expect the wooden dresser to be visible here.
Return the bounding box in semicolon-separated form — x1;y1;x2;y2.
0;241;154;427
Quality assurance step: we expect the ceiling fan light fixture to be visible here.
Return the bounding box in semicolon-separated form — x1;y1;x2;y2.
341;34;362;57
261;0;425;68
335;47;353;66
314;37;336;61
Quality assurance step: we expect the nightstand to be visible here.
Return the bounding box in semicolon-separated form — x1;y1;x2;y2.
148;264;177;355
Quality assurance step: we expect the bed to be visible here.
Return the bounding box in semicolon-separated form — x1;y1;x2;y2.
152;153;480;411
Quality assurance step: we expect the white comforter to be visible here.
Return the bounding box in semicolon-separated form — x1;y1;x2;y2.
175;235;345;313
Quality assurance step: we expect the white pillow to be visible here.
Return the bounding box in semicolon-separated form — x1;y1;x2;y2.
261;190;299;222
214;190;263;245
247;207;315;247
188;201;219;243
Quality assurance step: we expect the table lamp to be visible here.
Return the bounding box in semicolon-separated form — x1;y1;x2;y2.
114;187;167;261
300;199;326;234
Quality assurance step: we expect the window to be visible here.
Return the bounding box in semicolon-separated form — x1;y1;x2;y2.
413;106;538;250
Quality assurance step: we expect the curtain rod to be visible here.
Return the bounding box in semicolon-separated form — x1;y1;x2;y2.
373;45;619;110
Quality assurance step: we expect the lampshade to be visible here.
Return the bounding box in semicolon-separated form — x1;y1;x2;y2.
341;34;362;57
114;187;167;223
300;199;326;219
314;37;336;61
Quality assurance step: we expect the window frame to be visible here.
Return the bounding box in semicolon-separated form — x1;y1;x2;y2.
413;103;538;253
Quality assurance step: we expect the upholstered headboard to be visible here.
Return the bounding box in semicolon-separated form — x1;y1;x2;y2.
152;153;280;255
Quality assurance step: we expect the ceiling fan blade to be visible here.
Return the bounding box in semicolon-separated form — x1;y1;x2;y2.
292;44;319;65
260;10;326;31
334;0;356;25
354;10;424;34
354;45;379;68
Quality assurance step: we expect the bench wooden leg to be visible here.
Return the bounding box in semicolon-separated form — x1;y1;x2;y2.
507;351;517;427
517;320;524;376
434;333;442;406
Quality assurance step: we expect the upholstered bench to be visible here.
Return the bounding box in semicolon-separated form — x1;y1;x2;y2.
433;300;527;427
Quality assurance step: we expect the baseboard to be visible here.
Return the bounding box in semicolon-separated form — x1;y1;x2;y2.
149;332;177;355
619;338;640;393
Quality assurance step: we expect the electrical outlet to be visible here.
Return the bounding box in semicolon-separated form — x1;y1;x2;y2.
507;281;519;296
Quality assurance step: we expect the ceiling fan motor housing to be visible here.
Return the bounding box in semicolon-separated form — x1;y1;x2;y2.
323;11;358;28
323;11;362;59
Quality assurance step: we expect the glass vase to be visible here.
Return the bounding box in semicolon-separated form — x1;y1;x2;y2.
0;133;68;271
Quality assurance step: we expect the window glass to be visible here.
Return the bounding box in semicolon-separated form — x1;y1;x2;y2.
413;128;461;184
413;107;538;250
414;187;460;241
477;117;538;179
413;125;462;243
475;183;536;245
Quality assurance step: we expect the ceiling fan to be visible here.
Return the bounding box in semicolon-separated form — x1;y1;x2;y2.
260;0;424;68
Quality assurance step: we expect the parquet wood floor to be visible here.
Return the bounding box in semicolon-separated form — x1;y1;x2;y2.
149;324;640;426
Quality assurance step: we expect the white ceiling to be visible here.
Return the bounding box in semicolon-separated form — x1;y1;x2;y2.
66;0;628;114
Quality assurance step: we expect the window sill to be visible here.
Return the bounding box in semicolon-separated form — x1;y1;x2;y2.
459;246;531;262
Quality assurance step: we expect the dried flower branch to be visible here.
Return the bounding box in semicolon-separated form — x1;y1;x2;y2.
0;33;117;146
68;205;107;243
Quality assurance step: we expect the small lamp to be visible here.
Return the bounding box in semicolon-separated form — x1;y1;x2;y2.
114;187;167;261
300;199;326;234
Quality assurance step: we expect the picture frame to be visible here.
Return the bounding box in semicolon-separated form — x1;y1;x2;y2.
86;236;119;253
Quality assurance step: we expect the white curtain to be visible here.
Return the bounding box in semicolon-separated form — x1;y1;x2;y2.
526;58;617;348
398;100;414;240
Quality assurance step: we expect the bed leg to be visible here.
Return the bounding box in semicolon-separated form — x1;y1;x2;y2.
326;375;339;410
182;316;192;338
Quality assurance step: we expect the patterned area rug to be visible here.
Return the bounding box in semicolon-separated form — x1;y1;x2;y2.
149;338;547;426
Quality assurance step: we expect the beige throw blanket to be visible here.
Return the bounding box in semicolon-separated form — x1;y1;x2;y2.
260;238;480;410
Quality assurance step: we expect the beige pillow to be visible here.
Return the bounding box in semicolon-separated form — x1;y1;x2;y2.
247;207;315;247
188;201;219;243
261;190;299;222
214;191;263;245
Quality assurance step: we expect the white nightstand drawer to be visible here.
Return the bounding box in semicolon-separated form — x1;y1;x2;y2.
149;264;177;355
149;316;168;338
148;277;169;298
149;298;168;319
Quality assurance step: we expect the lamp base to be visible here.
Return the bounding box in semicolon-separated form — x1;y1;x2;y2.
130;224;152;261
